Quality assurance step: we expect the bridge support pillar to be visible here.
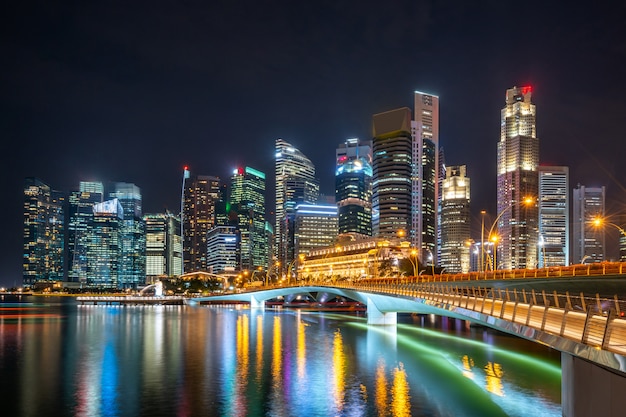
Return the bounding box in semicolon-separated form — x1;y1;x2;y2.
562;352;626;417
366;297;397;325
249;295;265;309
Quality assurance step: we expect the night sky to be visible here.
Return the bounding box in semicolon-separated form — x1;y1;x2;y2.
2;1;625;287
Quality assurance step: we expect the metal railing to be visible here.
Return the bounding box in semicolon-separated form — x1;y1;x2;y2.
322;280;626;356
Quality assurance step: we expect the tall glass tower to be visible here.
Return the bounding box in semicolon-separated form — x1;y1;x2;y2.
68;181;104;285
335;138;372;237
182;170;221;273
23;177;65;286
229;166;268;271
440;165;471;273
87;198;124;287
275;138;319;272
110;182;145;288
497;86;539;269
372;108;413;239
413;91;440;262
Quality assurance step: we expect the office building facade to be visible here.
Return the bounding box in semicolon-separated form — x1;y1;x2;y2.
23;177;65;286
87;198;124;287
144;212;182;282
335;138;372;237
229;166;268;271
372;108;413;240
206;226;239;274
182;169;221;273
440;165;471;273
572;184;605;263
275;138;319;273
110;182;145;288
538;166;570;267
496;86;539;269
67;181;104;285
413;91;440;262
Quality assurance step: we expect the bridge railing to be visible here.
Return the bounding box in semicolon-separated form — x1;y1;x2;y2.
318;280;626;357
336;261;626;282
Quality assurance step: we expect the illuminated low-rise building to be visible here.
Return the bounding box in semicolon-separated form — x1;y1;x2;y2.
298;237;411;282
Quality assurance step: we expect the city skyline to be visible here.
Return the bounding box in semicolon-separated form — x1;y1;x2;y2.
3;1;625;286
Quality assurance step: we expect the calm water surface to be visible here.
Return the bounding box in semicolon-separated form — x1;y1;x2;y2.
0;295;561;417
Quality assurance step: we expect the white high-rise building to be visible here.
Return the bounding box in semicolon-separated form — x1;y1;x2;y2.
572;184;605;263
538;166;569;267
412;91;439;262
496;86;539;269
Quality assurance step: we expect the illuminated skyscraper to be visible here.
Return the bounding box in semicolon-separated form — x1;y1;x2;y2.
144;212;182;282
23;177;65;286
68;181;104;284
440;165;471;273
182;171;221;273
496;86;539;269
229;166;268;270
335;138;372;237
87;198;124;287
275;138;319;272
110;182;145;288
413;91;440;262
206;226;239;273
372;108;412;239
572;184;605;263
538;166;569;267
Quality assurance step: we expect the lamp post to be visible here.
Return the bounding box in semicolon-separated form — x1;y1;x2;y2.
266;261;280;286
490;235;499;271
591;216;626;261
538;235;547;268
485;196;535;270
480;210;486;272
408;249;420;277
425;248;435;277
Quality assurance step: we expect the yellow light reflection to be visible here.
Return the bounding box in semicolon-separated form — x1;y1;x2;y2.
255;315;263;383
332;329;346;412
272;316;282;385
375;361;388;416
484;362;505;397
391;363;411;417
462;354;475;379
236;315;249;383
297;318;306;378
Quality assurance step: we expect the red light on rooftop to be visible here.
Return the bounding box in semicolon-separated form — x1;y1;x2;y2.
238;167;244;175
521;86;532;95
184;165;188;171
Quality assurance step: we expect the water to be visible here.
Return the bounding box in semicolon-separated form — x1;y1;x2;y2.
0;295;561;417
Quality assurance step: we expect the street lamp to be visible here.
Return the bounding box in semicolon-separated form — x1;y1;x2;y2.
266;261;280;286
425;248;435;276
485;196;535;270
480;210;486;272
591;216;626;261
489;235;499;271
538;235;547;268
408;249;420;277
591;216;626;236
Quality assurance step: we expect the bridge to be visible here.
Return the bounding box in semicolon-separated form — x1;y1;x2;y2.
186;266;626;417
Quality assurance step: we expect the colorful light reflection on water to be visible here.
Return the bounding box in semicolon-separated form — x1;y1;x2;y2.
0;296;561;416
